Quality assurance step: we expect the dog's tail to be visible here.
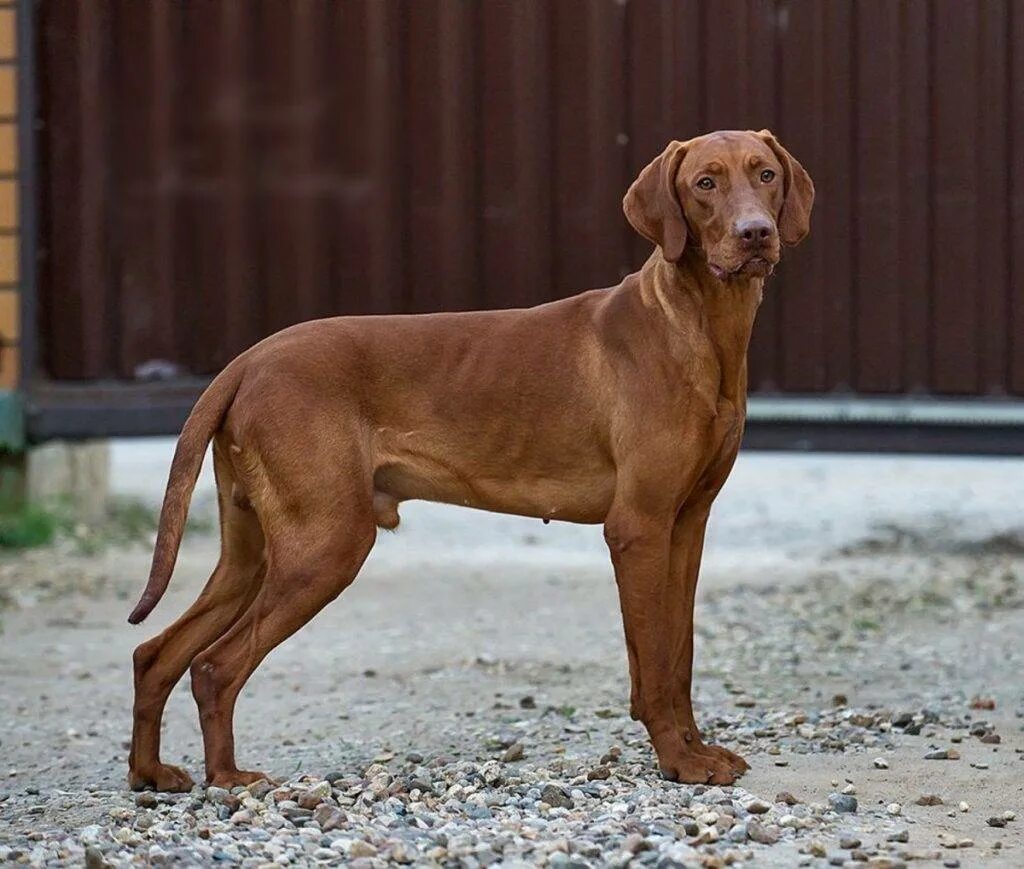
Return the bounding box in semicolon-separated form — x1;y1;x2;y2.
127;359;245;625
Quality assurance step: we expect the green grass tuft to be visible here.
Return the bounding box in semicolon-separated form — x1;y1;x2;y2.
0;496;214;554
0;504;62;549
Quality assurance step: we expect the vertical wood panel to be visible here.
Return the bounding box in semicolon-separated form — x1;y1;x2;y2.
327;1;374;315
364;0;406;314
899;0;930;394
479;0;552;309
251;0;301;336
587;0;629;287
821;0;854;391
405;1;445;312
854;0;902;393
1012;0;1024;394
436;1;478;309
977;0;1009;395
551;1;592;293
288;1;325;322
402;0;479;312
703;0;749;129
38;0;86;378
111;0;157;377
220;0;254;360
176;2;229;375
76;3;112;378
931;0;980;394
776;0;826;392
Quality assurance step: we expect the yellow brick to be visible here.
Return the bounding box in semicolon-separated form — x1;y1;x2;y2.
0;123;15;173
0;234;15;283
0;342;17;390
0;67;14;117
0;290;16;341
0;179;16;227
0;10;15;60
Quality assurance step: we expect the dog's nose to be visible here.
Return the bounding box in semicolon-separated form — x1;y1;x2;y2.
734;217;776;248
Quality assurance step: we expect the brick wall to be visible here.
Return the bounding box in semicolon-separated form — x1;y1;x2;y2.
0;1;17;391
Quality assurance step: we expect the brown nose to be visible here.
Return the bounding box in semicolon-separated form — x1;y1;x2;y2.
734;216;776;249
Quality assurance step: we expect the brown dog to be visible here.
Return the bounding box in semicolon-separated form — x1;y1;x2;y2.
127;129;813;791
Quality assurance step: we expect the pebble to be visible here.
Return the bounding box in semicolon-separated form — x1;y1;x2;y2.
349;840;378;858
313;804;346;831
83;847;108;869
540;783;572;809
502;742;525;762
747;820;779;845
886;802;902;816
828;793;858;814
873;757;889;769
296;780;331;808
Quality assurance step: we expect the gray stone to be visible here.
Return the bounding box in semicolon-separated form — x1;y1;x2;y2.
828;793;858;814
540;784;572;809
746;820;778;845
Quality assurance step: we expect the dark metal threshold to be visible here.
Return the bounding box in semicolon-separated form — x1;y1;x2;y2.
24;381;1024;456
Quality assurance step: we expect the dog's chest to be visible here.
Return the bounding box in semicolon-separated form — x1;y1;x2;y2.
707;396;744;460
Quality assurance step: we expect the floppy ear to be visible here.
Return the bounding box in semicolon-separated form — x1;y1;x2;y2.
757;130;815;246
623;140;689;262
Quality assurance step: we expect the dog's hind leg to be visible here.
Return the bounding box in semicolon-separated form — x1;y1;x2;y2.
188;434;377;789
129;445;265;792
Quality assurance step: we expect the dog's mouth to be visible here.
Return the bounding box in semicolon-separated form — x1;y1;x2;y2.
708;255;776;281
708;250;778;280
737;255;775;277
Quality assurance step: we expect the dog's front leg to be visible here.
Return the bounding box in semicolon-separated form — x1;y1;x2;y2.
605;503;734;785
667;503;749;778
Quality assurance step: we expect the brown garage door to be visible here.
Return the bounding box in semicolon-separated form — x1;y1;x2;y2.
33;0;1024;399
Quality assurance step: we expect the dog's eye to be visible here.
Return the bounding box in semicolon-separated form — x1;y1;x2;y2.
760;169;776;183
696;177;715;191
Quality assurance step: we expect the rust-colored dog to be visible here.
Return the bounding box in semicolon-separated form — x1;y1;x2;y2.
128;129;813;791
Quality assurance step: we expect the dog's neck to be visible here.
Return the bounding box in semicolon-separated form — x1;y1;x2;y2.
640;248;763;405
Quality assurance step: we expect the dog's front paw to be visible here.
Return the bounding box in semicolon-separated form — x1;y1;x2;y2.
702;743;750;774
128;762;195;793
655;745;738;785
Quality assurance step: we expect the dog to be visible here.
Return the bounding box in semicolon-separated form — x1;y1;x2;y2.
127;129;813;791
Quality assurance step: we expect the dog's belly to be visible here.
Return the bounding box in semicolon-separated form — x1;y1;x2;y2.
373;455;616;525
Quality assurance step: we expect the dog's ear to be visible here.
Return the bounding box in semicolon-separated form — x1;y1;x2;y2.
757;130;814;246
623;140;689;262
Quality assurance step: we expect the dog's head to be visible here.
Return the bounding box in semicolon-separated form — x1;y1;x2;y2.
623;130;814;280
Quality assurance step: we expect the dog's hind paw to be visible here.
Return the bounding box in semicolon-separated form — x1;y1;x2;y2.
207;769;275;790
128;762;195;793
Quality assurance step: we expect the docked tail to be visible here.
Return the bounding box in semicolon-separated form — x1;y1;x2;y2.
127;361;244;624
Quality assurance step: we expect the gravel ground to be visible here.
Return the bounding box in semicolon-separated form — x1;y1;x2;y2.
0;444;1022;867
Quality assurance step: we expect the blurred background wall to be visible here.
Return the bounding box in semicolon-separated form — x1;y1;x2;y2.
11;1;1024;447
